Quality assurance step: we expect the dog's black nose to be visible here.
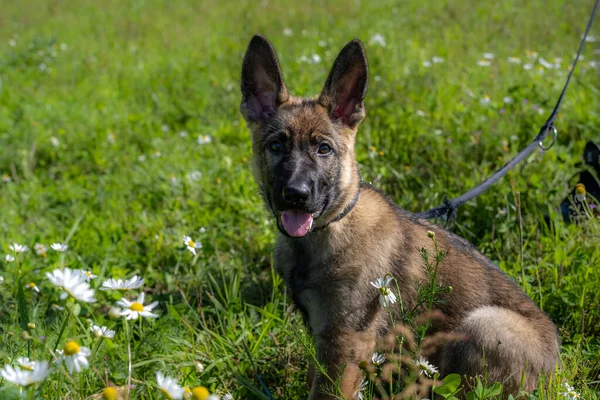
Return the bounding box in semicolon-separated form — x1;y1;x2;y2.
282;184;310;204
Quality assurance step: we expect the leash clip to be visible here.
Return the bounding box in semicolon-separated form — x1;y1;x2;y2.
539;125;558;151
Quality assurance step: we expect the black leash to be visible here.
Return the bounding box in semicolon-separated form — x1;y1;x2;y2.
416;0;599;220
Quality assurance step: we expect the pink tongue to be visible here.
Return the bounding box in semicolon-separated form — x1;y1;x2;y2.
281;211;313;237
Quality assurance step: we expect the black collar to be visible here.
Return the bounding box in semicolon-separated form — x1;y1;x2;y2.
312;181;361;232
267;174;362;238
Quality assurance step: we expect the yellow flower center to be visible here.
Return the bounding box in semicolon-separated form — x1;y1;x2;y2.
85;271;92;277
20;364;34;371
184;387;192;394
64;341;80;356
28;282;36;288
102;387;118;400
191;386;210;400
130;302;144;312
187;239;195;247
575;184;586;195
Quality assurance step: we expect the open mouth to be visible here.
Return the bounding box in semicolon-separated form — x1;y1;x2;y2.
280;211;314;237
278;198;329;238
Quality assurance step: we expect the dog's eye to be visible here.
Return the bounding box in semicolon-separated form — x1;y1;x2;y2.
318;143;332;155
269;140;282;153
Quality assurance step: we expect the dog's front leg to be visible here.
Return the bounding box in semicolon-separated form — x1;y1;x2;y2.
308;326;377;400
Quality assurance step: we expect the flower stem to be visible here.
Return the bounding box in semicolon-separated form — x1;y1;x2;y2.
91;337;105;359
125;318;132;399
51;307;71;357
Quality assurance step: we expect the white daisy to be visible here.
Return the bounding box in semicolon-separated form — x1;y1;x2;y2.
186;170;202;182
16;357;35;371
415;357;439;377
116;292;159;320
45;268;97;303
372;352;386;366
0;360;50;386
0;276;4;284
222;394;233;400
51;304;64;311
34;243;48;257
5;254;15;262
416;110;426;117
507;56;521;64
188;387;212;400
503;96;513;104
27;361;51;381
482;52;494;60
431;56;444;64
156;371;185;399
476;59;491;67
283;28;293;37
538;58;555;69
183;236;202;255
9;243;29;253
101;275;144;291
61;341;91;373
108;307;122;319
50;136;60;147
50;243;68;252
197;135;212;144
575;184;586;202
523;63;533;70
370;277;397;307
82;270;97;281
195;361;205;373
422;60;432;67
26;282;40;293
480;95;491;105
357;378;369;400
559;383;582;400
0;364;31;386
369;33;386;47
90;324;116;339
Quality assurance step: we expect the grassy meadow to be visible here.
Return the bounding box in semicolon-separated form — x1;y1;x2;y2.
1;0;599;398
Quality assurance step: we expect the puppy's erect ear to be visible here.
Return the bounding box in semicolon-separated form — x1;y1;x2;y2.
583;141;600;167
240;35;289;122
319;39;368;128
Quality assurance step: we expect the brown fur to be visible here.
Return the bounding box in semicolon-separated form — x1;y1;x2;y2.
240;35;559;400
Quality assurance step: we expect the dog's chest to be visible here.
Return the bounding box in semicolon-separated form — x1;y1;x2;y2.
275;239;354;334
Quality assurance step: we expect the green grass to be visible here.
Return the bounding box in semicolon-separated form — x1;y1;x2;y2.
0;0;599;398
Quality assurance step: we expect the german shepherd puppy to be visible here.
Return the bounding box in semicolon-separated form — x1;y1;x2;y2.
240;35;559;399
